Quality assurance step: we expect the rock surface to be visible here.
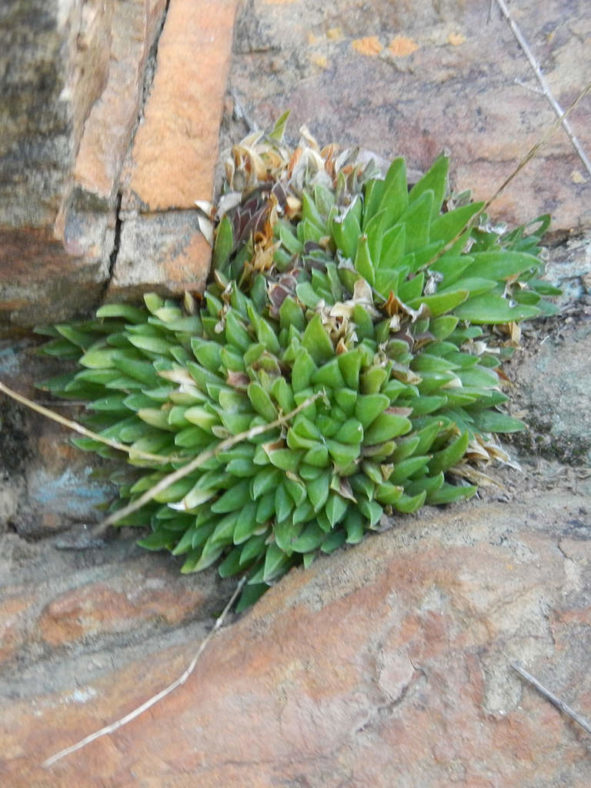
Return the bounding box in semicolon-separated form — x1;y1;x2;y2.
1;1;590;785
0;0;237;327
1;491;590;784
224;0;591;235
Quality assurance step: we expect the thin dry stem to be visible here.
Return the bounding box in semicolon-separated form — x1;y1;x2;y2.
493;0;591;176
87;392;324;538
512;662;591;736
422;80;591;272
0;380;176;465
42;577;246;768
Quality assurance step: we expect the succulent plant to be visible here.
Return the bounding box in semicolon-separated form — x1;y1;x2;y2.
39;117;559;610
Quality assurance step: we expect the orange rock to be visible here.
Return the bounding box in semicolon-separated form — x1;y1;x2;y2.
2;495;591;784
126;0;239;211
107;211;210;299
352;36;383;56
37;567;208;648
73;0;168;200
388;35;419;57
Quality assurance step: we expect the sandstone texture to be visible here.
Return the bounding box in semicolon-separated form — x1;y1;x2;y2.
0;0;237;327
224;0;591;235
1;2;590;785
1;492;590;784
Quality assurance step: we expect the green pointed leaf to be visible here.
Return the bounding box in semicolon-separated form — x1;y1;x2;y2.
399;190;433;253
363;177;386;228
358;498;383;527
374;482;404;504
311;358;346;389
430;202;483;243
331;197;361;259
211;480;251;513
256;491;276;523
307;470;331;512
355;393;390;428
377;158;408;227
251;466;281;499
233;502;259;544
428;430;470;475
303;442;330;467
321;529;347;554
225;310;252;351
292;499;314;525
275;483;294;523
401;395;447;416
174;425;212;448
266;448;302;472
137;408;173;431
364;411;412;444
301;190;326;230
324;493;348;527
212;214;234;273
412;289;469;317
96;303;146;323
290;523;325;554
269;109;290;141
360;366;388;394
337;350;362;389
389;455;431;484
454;293;540;324
427;482;477;505
337;418;364;444
326;439;360;467
137;530;175;551
409;155;448;219
301;314;334;364
247;382;277;421
285;477;307;507
392;490;426;513
468;250;541;281
184;406;218;430
334;387;358;416
236;582;268;612
191;339;223;371
291;348;317;392
144;293;165;314
406;471;444;497
471;410;526;433
241;535;270;572
279;297;305;332
78;347;116;369
344;509;365;544
218;547;244;578
353;234;375;285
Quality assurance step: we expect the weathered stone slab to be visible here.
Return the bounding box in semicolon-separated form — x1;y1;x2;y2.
226;0;591;234
1;493;589;784
124;0;239;211
0;0;170;329
73;0;167;203
107;210;210;300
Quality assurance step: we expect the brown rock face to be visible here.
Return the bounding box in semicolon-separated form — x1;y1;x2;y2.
0;0;119;327
226;0;591;234
1;493;590;784
109;0;238;298
125;0;237;211
0;0;237;328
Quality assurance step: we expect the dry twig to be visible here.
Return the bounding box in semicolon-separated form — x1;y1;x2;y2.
0;379;176;465
493;0;591;176
87;392;324;539
42;576;246;768
512;662;591;736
